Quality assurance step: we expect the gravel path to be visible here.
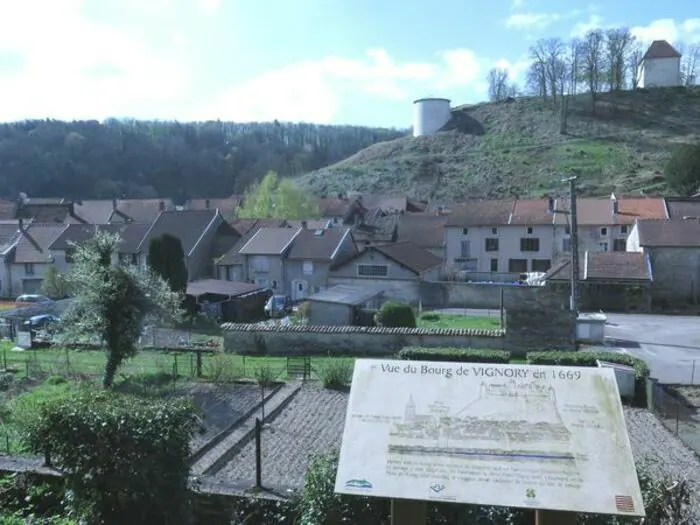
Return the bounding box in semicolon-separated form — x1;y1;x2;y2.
219;386;348;488
171;383;262;452
624;408;700;519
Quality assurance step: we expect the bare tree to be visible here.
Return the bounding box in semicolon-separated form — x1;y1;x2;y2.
627;42;645;89
529;38;567;102
487;68;517;101
605;27;636;91
560;38;582;134
525;60;548;99
580;29;606;106
678;41;700;86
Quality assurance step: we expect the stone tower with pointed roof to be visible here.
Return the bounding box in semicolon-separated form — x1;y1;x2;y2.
638;40;682;88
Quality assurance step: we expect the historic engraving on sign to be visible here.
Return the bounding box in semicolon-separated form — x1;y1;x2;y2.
335;360;645;517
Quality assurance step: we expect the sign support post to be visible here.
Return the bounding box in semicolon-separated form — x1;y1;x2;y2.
535;510;577;525
391;499;427;525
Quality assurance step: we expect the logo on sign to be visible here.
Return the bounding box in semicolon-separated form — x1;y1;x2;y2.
345;479;373;490
430;483;446;494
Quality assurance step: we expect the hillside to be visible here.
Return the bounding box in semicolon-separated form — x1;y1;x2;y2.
297;87;700;200
0;120;404;200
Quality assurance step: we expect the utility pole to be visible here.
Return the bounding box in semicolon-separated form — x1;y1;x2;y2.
562;175;580;347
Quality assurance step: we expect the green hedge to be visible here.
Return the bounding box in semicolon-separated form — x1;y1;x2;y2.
398;347;511;363
526;351;650;379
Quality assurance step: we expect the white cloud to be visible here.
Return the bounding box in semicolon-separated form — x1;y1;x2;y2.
570;14;610;38
0;0;190;121
198;48;516;123
631;18;700;45
505;12;563;30
198;0;221;14
511;0;525;9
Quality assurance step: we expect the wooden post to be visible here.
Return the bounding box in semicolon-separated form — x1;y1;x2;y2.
535;510;577;525
196;350;203;378
254;418;262;489
390;499;427;525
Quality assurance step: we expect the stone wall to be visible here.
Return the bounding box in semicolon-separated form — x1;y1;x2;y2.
420;280;512;309
223;324;507;357
222;284;574;357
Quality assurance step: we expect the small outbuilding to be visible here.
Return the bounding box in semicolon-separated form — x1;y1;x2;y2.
306;284;385;326
186;279;271;323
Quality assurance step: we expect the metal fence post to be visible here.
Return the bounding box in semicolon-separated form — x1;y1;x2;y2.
676;402;680;435
692;360;697;386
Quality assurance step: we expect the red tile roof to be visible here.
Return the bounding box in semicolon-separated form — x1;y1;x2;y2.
510;199;554;225
446;200;514;226
546;252;651;281
643;40;681;60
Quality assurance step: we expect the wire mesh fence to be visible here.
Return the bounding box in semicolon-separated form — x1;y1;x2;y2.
649;380;700;456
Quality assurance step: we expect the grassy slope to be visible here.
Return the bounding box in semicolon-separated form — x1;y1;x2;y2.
298;87;700;200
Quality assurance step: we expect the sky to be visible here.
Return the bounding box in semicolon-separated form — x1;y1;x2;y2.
0;0;698;128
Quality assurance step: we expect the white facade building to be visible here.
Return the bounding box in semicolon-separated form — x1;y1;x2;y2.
413;98;451;137
638;40;682;88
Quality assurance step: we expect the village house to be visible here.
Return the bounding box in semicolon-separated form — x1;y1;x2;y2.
137;209;229;281
285;226;357;301
637;39;682;89
395;212;447;258
234;227;302;292
329;241;442;304
627;218;700;304
0;221;21;299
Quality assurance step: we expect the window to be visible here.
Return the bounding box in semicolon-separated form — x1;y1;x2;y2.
250;256;270;272
24;263;34;275
613;239;626;252
462;228;469;235
531;259;552;272
460;241;471;258
508;259;527;273
490;258;498;272
358;264;388;277
565;226;570;235
526;227;533;235
520;238;540;252
620;225;628;234
131;254;138;265
562;238;572;252
302;261;314;275
491;227;499;235
600;227;608;236
485;238;499;252
599;242;609;252
272;280;278;289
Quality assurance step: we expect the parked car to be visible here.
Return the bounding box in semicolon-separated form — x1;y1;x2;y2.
264;294;293;318
23;314;60;332
15;294;53;306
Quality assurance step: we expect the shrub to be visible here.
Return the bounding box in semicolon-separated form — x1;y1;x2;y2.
374;301;416;328
44;375;67;386
297;301;310;320
25;390;197;525
419;312;440;322
317;361;353;389
398;347;511;363
665;142;700;196
525;351;650;379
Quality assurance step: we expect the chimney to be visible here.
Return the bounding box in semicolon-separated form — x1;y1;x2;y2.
159;200;165;212
205;199;211;209
301;220;308;229
611;193;618;215
112;197;118;210
547;196;554;214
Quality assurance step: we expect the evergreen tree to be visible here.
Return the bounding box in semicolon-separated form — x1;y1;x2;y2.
148;234;188;293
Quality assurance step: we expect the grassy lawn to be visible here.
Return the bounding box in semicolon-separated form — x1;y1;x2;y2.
418;312;502;330
0;301;16;311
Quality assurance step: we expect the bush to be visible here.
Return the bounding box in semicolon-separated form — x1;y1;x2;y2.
419;312;440;322
665;142;700;195
525;351;650;379
25;390;197;525
44;375;67;386
398;347;511;363
317;361;353;389
374;301;416;328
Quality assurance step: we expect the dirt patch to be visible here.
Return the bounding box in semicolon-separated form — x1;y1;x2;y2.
169;382;263;453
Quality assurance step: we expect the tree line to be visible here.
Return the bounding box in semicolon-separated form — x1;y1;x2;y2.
0;119;405;201
487;27;700;104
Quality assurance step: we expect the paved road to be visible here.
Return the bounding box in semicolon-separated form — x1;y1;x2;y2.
602;313;700;385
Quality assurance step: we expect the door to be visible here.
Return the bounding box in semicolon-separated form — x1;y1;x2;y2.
292;279;308;301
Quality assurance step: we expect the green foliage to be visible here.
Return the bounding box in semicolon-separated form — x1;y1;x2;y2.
237;171;320;219
526;351;650;379
148;234;188;293
399;347;512;363
665;142;700;195
374;301;416;328
41;266;71;300
419;312;440;322
253;364;275;387
297;301;310;320
60;231;183;388
317;361;353;389
0;473;71;524
25;390;196;525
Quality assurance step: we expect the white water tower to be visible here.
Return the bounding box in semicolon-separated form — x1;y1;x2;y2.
413;98;451;137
